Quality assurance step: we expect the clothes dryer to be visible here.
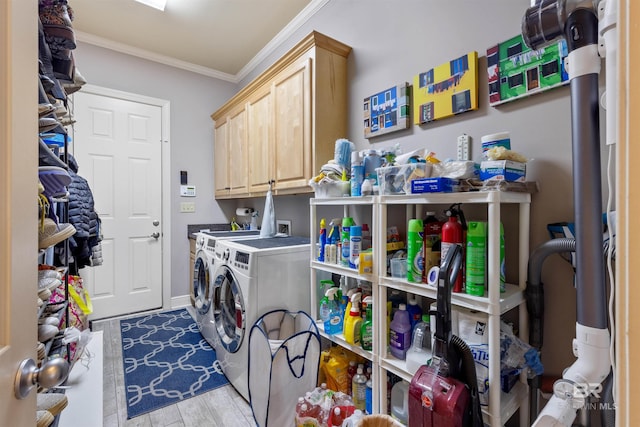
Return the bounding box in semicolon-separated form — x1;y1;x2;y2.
192;230;259;348
210;235;311;401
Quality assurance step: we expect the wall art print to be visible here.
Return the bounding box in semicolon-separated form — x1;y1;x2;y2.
412;51;479;125
363;82;411;138
487;34;569;106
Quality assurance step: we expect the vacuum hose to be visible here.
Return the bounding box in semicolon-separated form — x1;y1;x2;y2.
451;334;483;427
526;237;576;420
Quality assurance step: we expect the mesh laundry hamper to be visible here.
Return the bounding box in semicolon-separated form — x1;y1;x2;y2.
248;309;321;427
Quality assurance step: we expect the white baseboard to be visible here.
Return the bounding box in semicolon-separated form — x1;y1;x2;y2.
170;294;192;309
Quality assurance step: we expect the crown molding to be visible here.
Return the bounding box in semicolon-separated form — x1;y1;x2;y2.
75;0;330;84
75;30;237;82
235;0;330;81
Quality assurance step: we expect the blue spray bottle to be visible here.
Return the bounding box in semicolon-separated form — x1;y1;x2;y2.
320;287;343;335
318;218;327;262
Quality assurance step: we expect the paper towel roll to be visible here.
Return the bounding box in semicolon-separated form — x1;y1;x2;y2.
236;207;253;216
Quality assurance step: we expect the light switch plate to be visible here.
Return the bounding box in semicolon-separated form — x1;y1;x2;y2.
180;202;196;213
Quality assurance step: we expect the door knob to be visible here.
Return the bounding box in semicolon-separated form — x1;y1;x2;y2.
150;232;160;239
153;220;160;226
15;357;69;399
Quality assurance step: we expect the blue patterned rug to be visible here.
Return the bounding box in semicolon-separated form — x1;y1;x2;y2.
120;308;228;418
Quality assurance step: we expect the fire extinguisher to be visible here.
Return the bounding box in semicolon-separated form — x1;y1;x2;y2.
441;203;466;292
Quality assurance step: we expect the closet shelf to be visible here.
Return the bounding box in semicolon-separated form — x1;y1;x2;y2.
378;278;525;315
316;323;374;362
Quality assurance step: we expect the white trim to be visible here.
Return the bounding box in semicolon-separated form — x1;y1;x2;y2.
235;0;331;81
170;294;192;309
79;84;172;313
75;31;237;82
75;0;330;83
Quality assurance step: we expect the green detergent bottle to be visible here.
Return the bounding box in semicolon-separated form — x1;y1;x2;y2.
360;296;373;351
466;221;487;296
407;219;424;282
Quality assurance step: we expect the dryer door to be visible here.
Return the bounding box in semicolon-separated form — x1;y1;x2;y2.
193;251;211;315
212;265;245;353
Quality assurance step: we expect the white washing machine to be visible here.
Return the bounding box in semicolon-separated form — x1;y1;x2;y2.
210;235;311;401
192;230;260;348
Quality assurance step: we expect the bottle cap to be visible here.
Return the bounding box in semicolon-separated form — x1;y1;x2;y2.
422;314;430;323
399;303;406;310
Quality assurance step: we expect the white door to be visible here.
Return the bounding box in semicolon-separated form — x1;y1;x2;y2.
1;1;39;424
73;90;164;319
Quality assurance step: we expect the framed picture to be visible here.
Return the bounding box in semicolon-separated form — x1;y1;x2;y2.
413;51;479;125
364;82;411;138
487;34;568;106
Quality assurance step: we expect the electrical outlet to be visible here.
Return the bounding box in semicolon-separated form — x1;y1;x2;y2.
180;202;196;213
457;134;471;161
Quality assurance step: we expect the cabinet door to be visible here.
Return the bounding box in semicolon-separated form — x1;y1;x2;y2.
247;87;273;193
214;120;229;197
272;58;312;190
228;107;248;195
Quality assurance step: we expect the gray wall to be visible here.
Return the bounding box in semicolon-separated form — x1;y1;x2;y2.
73;42;237;304
240;0;611;377
74;0;613;376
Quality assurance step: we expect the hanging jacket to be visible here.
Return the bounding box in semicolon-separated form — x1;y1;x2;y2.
67;154;100;268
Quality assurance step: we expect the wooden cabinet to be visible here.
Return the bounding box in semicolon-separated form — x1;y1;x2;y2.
247;85;273;193
214;104;248;198
212;31;351;199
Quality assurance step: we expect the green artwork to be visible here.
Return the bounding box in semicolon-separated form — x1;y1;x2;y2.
487;34;568;106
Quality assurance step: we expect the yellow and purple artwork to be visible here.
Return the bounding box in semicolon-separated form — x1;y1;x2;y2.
412;51;478;125
364;82;410;138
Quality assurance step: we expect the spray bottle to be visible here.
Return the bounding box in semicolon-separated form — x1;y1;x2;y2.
341;217;355;267
318;218;327;262
360;296;373;351
344;292;363;345
320;288;343;335
407;219;424;282
466;220;487;296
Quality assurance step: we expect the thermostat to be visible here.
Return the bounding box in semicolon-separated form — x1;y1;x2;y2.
180;185;196;197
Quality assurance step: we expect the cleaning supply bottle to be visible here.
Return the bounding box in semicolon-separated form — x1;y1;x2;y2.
361;223;371;250
466;220;487;296
390;380;409;424
320;288;342;335
389;303;412;360
351;367;368;411
406;296;423;330
441;205;465;292
422;211;442;282
341;217;355;267
349;225;362;269
405;314;432;375
351;151;364;197
360;296;373;351
318;218;327;262
341;282;356;324
347;361;357;395
407;219;424;282
344;292;363;345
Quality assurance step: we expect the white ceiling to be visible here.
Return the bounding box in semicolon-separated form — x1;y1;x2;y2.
69;0;324;82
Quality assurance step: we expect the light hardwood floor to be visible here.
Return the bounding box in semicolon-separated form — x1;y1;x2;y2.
92;314;257;427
